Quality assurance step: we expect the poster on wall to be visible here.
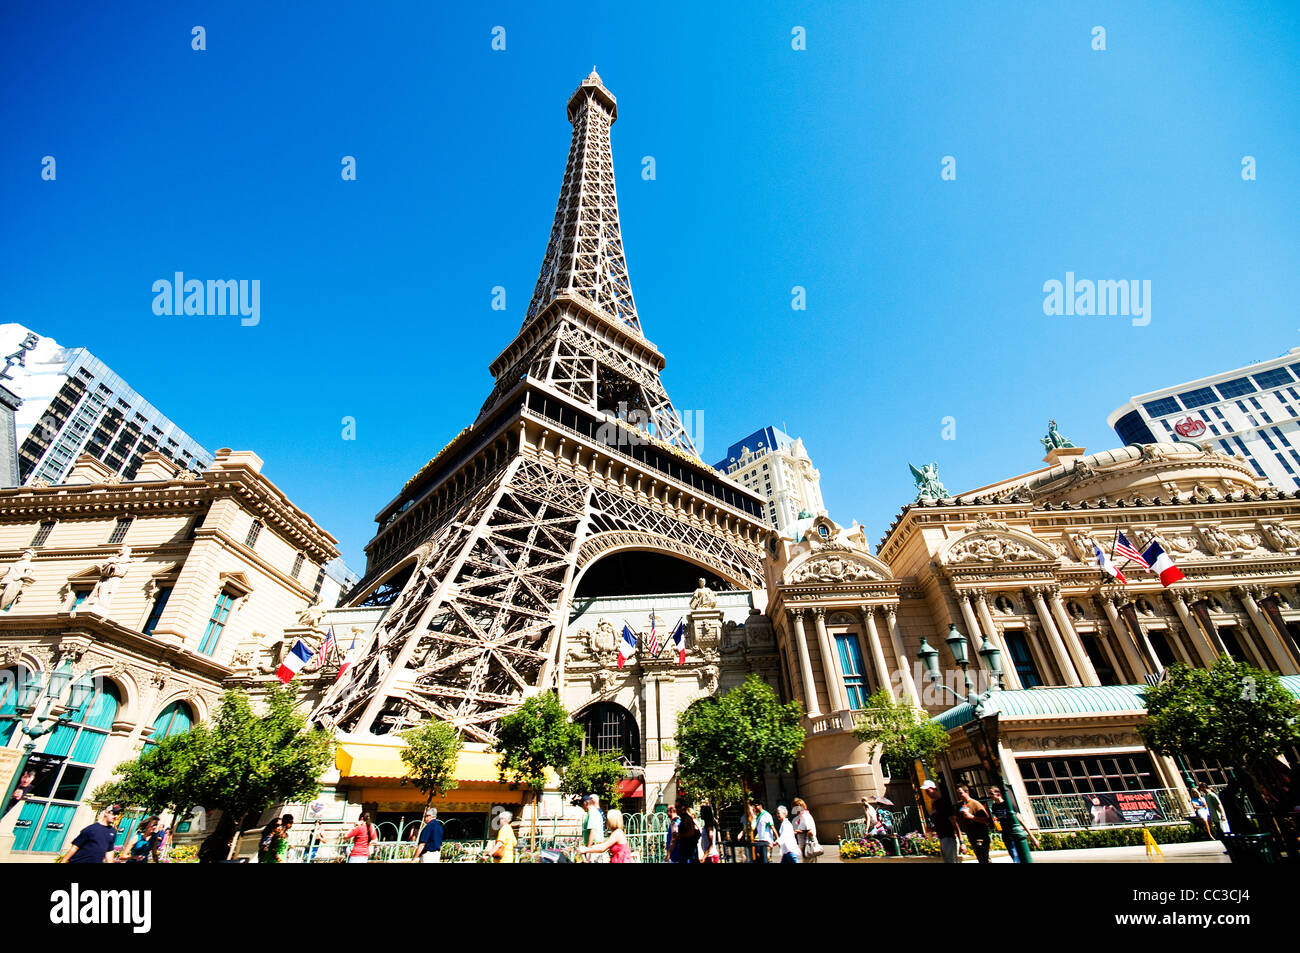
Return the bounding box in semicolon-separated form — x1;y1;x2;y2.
1082;790;1165;825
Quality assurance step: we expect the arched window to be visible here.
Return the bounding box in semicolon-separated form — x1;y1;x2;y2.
12;676;121;854
143;700;193;753
578;703;640;765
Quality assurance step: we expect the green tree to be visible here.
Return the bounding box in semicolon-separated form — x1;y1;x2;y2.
92;729;211;835
559;749;627;813
399;719;464;809
491;691;583;848
1139;658;1300;813
852;687;951;773
675;675;804;841
95;684;334;862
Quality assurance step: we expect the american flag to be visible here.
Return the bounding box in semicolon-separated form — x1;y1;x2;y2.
647;611;660;655
1114;531;1149;568
314;626;336;667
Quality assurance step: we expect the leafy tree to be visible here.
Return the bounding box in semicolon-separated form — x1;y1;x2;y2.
92;729;211;834
1139;658;1300;813
852;688;951;774
95;684;334;862
491;691;583;848
675;675;804;840
399;719;464;809
559;749;626;813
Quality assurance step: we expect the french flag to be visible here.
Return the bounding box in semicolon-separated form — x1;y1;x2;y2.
670;618;686;665
618;623;637;669
1142;541;1186;587
276;640;314;683
336;633;359;682
1094;544;1127;584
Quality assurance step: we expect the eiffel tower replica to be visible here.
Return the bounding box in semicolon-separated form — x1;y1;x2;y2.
315;71;768;741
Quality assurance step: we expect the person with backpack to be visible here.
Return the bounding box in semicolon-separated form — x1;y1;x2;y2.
344;812;378;864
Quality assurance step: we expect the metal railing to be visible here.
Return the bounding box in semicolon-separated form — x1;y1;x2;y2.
840;807;920;841
1026;788;1189;832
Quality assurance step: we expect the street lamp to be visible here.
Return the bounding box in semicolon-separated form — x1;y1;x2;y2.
917;623;1015;803
0;671;78;819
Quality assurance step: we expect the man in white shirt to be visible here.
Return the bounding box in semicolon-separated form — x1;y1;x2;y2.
583;795;607;863
776;805;801;863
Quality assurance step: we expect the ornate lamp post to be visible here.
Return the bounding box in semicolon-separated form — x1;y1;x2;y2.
916;623;1012;798
0;672;82;819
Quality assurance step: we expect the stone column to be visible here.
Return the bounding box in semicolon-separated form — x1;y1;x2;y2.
1097;595;1149;679
1028;586;1080;686
790;609;822;717
972;592;1019;690
643;674;660;763
956;592;987;674
1167;590;1218;665
860;606;893;700
813;607;848;712
883;604;921;707
1047;587;1099;686
1235;585;1300;675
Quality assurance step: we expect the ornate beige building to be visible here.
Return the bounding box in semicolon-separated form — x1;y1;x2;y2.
766;440;1300;835
0;448;341;860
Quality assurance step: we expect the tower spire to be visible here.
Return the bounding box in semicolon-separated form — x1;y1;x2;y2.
526;71;640;334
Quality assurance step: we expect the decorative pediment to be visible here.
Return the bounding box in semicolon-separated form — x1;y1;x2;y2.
940;527;1059;566
784;551;891;585
218;571;254;597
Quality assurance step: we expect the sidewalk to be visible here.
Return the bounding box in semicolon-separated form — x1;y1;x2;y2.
821;841;1230;864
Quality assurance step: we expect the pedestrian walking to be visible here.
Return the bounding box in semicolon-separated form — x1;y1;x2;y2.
988;786;1038;863
699;803;721;863
664;802;680;863
582;795;607;863
776;805;800;863
675;799;700;863
412;808;444;863
259;813;294;863
487;810;516;863
1197;782;1228;840
344;812;378;864
792;798;822;863
119;816;164;863
956;784;993;864
61;805;121;864
579;808;631;863
921;780;960;864
751;799;777;863
1190;785;1216;839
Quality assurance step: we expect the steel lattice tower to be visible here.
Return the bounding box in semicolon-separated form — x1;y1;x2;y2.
314;72;768;741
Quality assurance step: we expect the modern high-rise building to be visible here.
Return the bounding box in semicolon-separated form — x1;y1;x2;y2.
0;324;213;485
1108;347;1300;492
713;425;827;535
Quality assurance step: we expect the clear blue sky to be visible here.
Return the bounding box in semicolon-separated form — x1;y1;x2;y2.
3;2;1298;570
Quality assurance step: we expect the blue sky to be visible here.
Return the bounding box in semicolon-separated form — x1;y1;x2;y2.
3;1;1299;570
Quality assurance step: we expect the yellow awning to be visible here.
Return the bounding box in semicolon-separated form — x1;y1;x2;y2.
334;741;558;785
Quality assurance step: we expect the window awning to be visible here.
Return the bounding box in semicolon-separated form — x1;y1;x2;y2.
616;779;644;797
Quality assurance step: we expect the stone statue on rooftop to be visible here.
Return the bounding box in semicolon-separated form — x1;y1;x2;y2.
910;462;949;501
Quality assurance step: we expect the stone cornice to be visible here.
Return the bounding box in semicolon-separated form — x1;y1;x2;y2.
0;471;339;563
0;612;232;681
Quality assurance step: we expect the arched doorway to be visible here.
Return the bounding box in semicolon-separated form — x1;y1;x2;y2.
577;702;641;766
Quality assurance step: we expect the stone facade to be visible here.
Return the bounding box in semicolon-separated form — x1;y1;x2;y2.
0;449;341;860
765;441;1300;836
